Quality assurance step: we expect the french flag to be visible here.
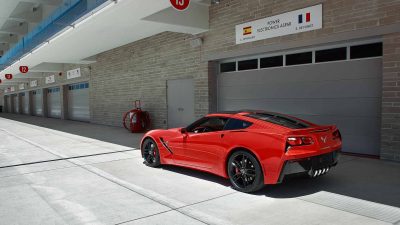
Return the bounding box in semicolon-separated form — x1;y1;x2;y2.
298;12;311;23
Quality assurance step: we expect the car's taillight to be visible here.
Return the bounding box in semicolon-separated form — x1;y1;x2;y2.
287;137;314;146
333;129;342;140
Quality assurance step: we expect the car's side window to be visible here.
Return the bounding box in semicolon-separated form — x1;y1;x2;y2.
187;117;228;133
223;118;253;130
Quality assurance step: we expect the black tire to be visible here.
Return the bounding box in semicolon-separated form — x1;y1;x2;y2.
142;138;161;167
227;150;264;193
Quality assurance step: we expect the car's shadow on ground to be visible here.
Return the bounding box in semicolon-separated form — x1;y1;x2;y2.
162;157;400;208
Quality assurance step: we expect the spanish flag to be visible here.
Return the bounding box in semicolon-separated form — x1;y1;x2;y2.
243;26;252;35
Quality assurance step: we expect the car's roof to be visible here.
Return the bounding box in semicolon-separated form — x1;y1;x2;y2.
208;110;272;116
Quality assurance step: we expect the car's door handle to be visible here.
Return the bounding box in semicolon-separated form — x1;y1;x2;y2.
220;134;224;138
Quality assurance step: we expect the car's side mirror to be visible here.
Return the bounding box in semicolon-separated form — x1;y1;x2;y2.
181;128;188;134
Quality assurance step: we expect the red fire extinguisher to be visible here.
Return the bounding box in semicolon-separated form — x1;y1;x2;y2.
123;100;151;133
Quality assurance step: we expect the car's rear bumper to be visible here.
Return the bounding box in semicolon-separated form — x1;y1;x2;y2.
277;149;340;183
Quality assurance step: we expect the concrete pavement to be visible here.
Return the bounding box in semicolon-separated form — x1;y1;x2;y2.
0;114;400;225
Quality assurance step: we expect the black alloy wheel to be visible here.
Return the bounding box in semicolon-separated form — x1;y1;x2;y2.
228;151;264;193
142;138;161;167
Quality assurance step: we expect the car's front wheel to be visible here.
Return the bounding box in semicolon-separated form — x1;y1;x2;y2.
142;138;161;167
227;151;264;193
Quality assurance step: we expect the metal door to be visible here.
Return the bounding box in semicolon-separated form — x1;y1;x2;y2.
22;92;29;114
32;90;43;116
47;87;61;118
218;58;381;155
13;94;19;114
167;78;195;128
68;82;90;122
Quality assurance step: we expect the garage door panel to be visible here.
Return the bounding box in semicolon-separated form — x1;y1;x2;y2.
218;58;381;155
297;115;380;137
47;88;61;119
219;58;381;86
219;98;380;118
68;83;89;122
219;78;380;99
32;90;43;116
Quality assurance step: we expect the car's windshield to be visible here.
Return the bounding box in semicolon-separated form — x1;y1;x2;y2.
245;113;310;129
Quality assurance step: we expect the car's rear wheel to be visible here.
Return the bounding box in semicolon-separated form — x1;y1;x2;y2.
227;151;264;193
142;138;160;167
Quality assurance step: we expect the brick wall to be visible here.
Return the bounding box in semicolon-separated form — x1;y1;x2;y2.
90;32;208;128
381;32;400;161
204;0;400;56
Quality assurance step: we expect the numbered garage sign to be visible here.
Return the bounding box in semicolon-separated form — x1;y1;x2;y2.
19;66;29;73
170;0;190;11
5;74;12;80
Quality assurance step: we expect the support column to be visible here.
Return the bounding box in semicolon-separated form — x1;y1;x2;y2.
17;93;23;114
28;91;33;115
60;85;69;120
3;95;8;113
381;32;400;162
42;88;48;118
10;95;15;113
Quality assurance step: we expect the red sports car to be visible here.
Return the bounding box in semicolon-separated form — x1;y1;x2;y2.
141;111;342;193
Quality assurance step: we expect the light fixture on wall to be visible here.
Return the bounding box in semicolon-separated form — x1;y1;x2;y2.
211;0;220;4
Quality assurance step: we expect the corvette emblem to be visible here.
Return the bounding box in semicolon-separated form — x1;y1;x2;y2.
320;136;327;143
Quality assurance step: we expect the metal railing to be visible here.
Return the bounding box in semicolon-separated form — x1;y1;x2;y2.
0;0;108;70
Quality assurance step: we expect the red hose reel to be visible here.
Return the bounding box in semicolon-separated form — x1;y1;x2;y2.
123;100;151;133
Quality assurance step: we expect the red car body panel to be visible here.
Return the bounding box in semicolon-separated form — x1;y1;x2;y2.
141;112;342;184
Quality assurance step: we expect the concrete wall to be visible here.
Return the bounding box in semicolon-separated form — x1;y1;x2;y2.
90;32;208;128
381;32;400;161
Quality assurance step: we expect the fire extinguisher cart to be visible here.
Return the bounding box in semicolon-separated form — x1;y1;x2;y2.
123;100;151;133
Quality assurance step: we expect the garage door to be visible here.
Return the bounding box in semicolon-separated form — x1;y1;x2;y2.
6;95;12;113
13;94;19;114
21;92;29;114
218;42;382;155
47;87;61;118
32;90;43;116
68;82;89;122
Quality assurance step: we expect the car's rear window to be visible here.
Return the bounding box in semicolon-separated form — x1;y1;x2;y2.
245;113;310;129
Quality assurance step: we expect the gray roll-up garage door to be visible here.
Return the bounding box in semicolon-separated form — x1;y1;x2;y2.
13;94;19;114
32;90;43;116
22;92;29;114
218;58;381;155
68;82;89;122
6;96;12;113
47;87;61;118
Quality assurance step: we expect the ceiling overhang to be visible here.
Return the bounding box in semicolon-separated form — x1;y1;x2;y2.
1;0;209;90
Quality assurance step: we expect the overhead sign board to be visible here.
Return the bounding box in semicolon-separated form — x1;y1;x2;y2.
67;68;81;79
30;80;38;87
236;4;322;44
45;75;55;84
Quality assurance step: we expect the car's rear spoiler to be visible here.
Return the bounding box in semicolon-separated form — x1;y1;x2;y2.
287;125;337;135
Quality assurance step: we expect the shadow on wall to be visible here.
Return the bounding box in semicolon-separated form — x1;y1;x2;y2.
0;113;144;148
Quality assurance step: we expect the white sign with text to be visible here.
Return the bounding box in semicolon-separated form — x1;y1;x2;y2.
236;4;322;44
19;83;25;90
45;75;55;84
67;68;81;80
30;80;38;87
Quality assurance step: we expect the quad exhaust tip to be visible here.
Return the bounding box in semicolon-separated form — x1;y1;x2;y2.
311;166;331;178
